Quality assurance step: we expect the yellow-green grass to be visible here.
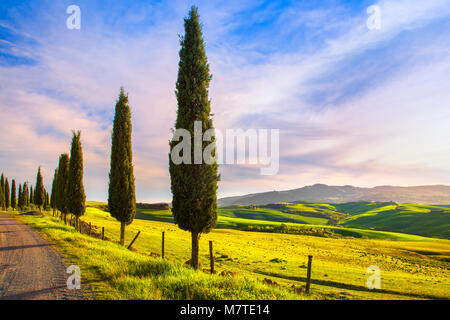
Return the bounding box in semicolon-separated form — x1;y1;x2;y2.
36;205;450;299
6;210;302;300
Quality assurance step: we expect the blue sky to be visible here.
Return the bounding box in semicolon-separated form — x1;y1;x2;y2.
1;0;450;201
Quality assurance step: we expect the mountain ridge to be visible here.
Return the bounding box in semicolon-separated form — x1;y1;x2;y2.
218;184;450;207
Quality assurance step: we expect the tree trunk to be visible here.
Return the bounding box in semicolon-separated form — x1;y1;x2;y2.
120;222;126;246
191;232;200;270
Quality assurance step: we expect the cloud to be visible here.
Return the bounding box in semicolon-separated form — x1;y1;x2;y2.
1;0;450;200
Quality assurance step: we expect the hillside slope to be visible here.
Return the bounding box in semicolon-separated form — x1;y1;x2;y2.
218;184;450;207
340;204;450;238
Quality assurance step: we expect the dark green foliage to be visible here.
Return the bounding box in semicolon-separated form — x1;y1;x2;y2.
50;169;58;211
5;178;10;209
242;223;363;239
108;88;136;246
34;167;45;211
18;184;23;210
56;154;70;215
30;186;34;204
23;182;29;208
11;179;16;210
169;7;219;269
44;191;50;210
67;131;86;220
0;173;4;209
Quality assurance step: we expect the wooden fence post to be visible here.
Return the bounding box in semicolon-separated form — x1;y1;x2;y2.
209;241;215;274
306;255;313;293
162;232;165;259
127;231;141;250
102;227;105;240
89;222;92;236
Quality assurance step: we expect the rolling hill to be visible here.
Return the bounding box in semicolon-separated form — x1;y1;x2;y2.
340;203;450;238
218;184;450;207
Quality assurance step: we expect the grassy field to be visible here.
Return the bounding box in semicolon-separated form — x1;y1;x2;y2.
9;203;448;300
218;201;450;239
8;211;301;300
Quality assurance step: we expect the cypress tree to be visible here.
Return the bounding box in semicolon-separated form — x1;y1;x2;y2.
56;154;70;219
5;178;10;210
108;88;136;246
0;186;3;210
50;169;58;215
30;186;34;204
67;131;86;229
11;179;16;211
0;173;4;209
34;167;45;212
23;182;29;208
18;184;23;210
169;7;219;269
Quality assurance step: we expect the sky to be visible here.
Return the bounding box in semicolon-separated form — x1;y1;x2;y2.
1;0;450;202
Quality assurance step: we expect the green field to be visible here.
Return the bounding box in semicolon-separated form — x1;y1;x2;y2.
213;201;450;239
340;203;450;238
7;202;449;300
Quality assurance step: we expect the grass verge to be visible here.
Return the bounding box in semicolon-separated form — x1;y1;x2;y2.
9;211;305;300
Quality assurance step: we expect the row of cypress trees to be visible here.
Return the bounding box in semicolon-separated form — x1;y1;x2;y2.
0;171;50;211
2;7;218;271
42;88;136;247
96;7;219;266
0;173;13;210
50;132;86;230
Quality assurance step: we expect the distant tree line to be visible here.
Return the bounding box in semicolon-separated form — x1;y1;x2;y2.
0;170;50;212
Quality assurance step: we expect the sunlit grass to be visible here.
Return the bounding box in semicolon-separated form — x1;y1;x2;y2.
7;205;450;300
10;211;303;300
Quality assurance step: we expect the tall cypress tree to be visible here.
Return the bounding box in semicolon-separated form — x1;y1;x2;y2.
169;7;219;270
18;184;23;210
11;179;16;211
34;167;45;212
30;186;34;205
50;168;58;215
108;88;136;246
0;173;4;209
56;154;70;218
5;178;10;210
67;131;86;228
23;182;29;208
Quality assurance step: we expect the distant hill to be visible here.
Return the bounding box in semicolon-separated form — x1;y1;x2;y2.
218;184;450;207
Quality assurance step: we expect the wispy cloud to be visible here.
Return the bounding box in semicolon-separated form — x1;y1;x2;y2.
0;0;450;200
